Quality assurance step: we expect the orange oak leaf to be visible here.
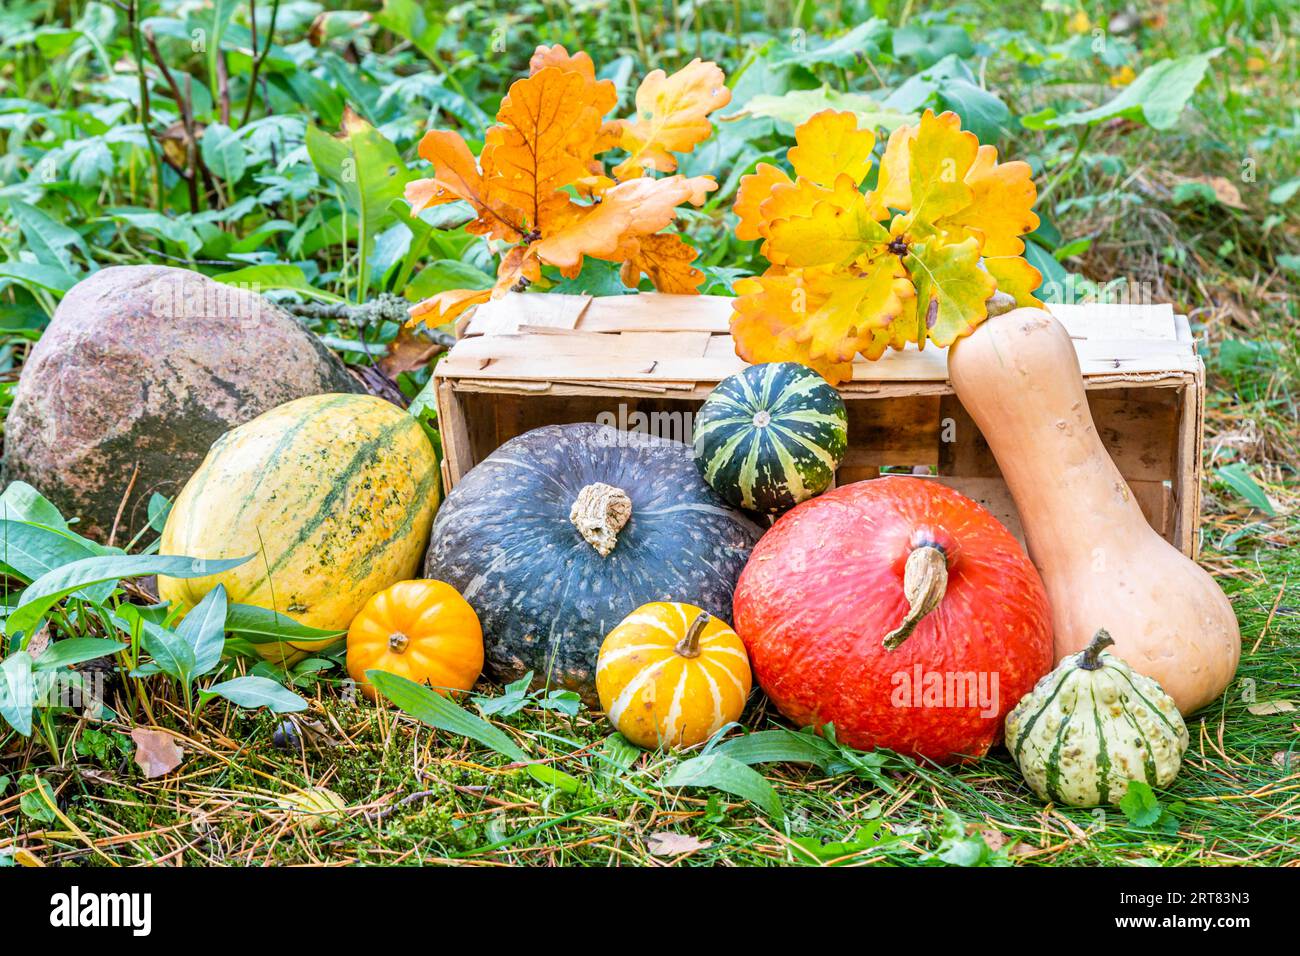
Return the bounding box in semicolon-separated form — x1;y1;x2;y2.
938;145;1040;256
406;130;523;241
620;233;706;293
787;110;877;188
531;174;716;274
408;287;492;328
734;162;793;241
612;59;731;180
529;44;598;78
481;65;618;234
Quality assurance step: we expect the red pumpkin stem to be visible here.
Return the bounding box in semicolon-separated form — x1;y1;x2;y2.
882;546;948;651
676;611;711;658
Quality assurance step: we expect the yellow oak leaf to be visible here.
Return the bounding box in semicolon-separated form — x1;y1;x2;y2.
802;261;913;364
731;272;855;383
787;110;877;188
938;145;1040;256
734;162;793;241
613;59;731;180
900;109;978;223
619;233;706;293
905;236;997;349
983;255;1044;309
730;261;913;384
766;175;890;269
859;301;918;360
872;122;917;214
531;174;716;274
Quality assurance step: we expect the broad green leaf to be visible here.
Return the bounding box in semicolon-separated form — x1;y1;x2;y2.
661;752;783;819
526;764;584;794
7;554;251;640
775;19;890;66
6;201;87;269
373;0;442;61
0;652;34;736
200;123;247;182
139;620;197;684
1215;462;1275;515
715;728;839;769
213;264;342;303
905;236;997;348
31;638;126;671
728;86;916;133
0;260;78;294
176;585;227;678
0;521;109;601
306;110;414;295
405;259;495;302
0;482;68;530
98;209;202;256
203;676;307;714
1030;48;1222;131
368;670;528;762
224;603;346;646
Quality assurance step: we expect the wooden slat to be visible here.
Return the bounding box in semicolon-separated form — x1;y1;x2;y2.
435;381;475;486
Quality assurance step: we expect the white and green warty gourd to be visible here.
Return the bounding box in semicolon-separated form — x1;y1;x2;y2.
1004;629;1189;807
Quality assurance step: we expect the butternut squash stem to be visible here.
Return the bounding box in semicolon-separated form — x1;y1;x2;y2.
1078;629;1115;670
676;612;711;659
882;546;948;651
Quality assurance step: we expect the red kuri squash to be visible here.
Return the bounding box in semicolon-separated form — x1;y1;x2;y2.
733;476;1053;762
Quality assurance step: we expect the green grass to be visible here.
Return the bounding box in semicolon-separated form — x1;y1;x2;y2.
2;0;1298;866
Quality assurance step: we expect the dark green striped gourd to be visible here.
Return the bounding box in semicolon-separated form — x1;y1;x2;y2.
1003;630;1189;807
692;362;847;514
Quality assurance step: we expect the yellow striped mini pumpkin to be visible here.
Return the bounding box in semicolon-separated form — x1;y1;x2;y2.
596;602;752;750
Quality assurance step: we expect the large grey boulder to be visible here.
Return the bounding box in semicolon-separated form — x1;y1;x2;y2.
2;265;361;542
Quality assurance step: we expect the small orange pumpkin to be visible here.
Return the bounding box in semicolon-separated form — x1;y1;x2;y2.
347;580;484;701
596;602;752;750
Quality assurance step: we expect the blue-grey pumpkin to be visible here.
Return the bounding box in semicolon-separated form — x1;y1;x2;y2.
424;423;763;701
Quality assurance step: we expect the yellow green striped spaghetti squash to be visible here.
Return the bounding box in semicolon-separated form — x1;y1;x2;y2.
159;393;439;664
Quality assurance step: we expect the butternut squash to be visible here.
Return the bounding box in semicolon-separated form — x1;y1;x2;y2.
947;308;1239;714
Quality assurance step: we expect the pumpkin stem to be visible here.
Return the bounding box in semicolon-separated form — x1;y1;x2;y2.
675;611;711;658
570;482;633;557
1079;629;1115;670
882;546;948;651
388;632;410;654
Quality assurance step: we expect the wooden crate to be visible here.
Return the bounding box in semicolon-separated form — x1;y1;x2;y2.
434;293;1205;556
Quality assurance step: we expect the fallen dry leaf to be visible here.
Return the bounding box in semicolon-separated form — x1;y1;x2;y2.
379;326;447;378
1247;699;1296;716
646;831;712;856
131;728;184;779
1178;175;1247;209
277;787;347;832
978;827;1010;852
